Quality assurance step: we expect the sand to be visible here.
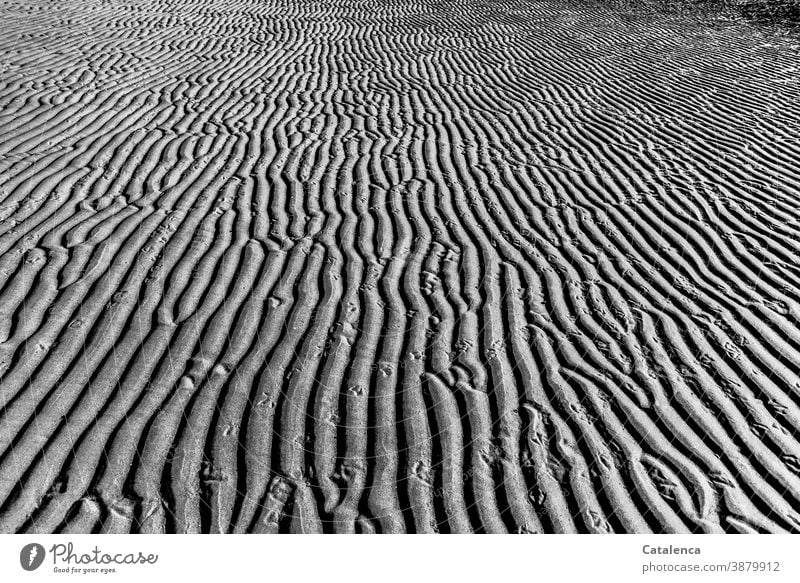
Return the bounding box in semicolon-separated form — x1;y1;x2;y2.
0;0;799;533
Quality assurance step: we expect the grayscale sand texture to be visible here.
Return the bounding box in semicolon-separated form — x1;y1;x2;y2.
0;0;799;534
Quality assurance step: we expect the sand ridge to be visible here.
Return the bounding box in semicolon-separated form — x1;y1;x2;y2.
0;0;799;533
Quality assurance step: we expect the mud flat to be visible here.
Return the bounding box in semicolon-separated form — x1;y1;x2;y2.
0;0;799;533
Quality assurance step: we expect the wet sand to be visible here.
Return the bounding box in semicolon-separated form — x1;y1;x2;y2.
0;0;799;533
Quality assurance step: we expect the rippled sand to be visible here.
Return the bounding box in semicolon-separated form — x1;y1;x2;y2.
0;0;799;533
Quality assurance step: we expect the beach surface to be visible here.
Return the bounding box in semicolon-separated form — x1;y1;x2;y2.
1;0;799;533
